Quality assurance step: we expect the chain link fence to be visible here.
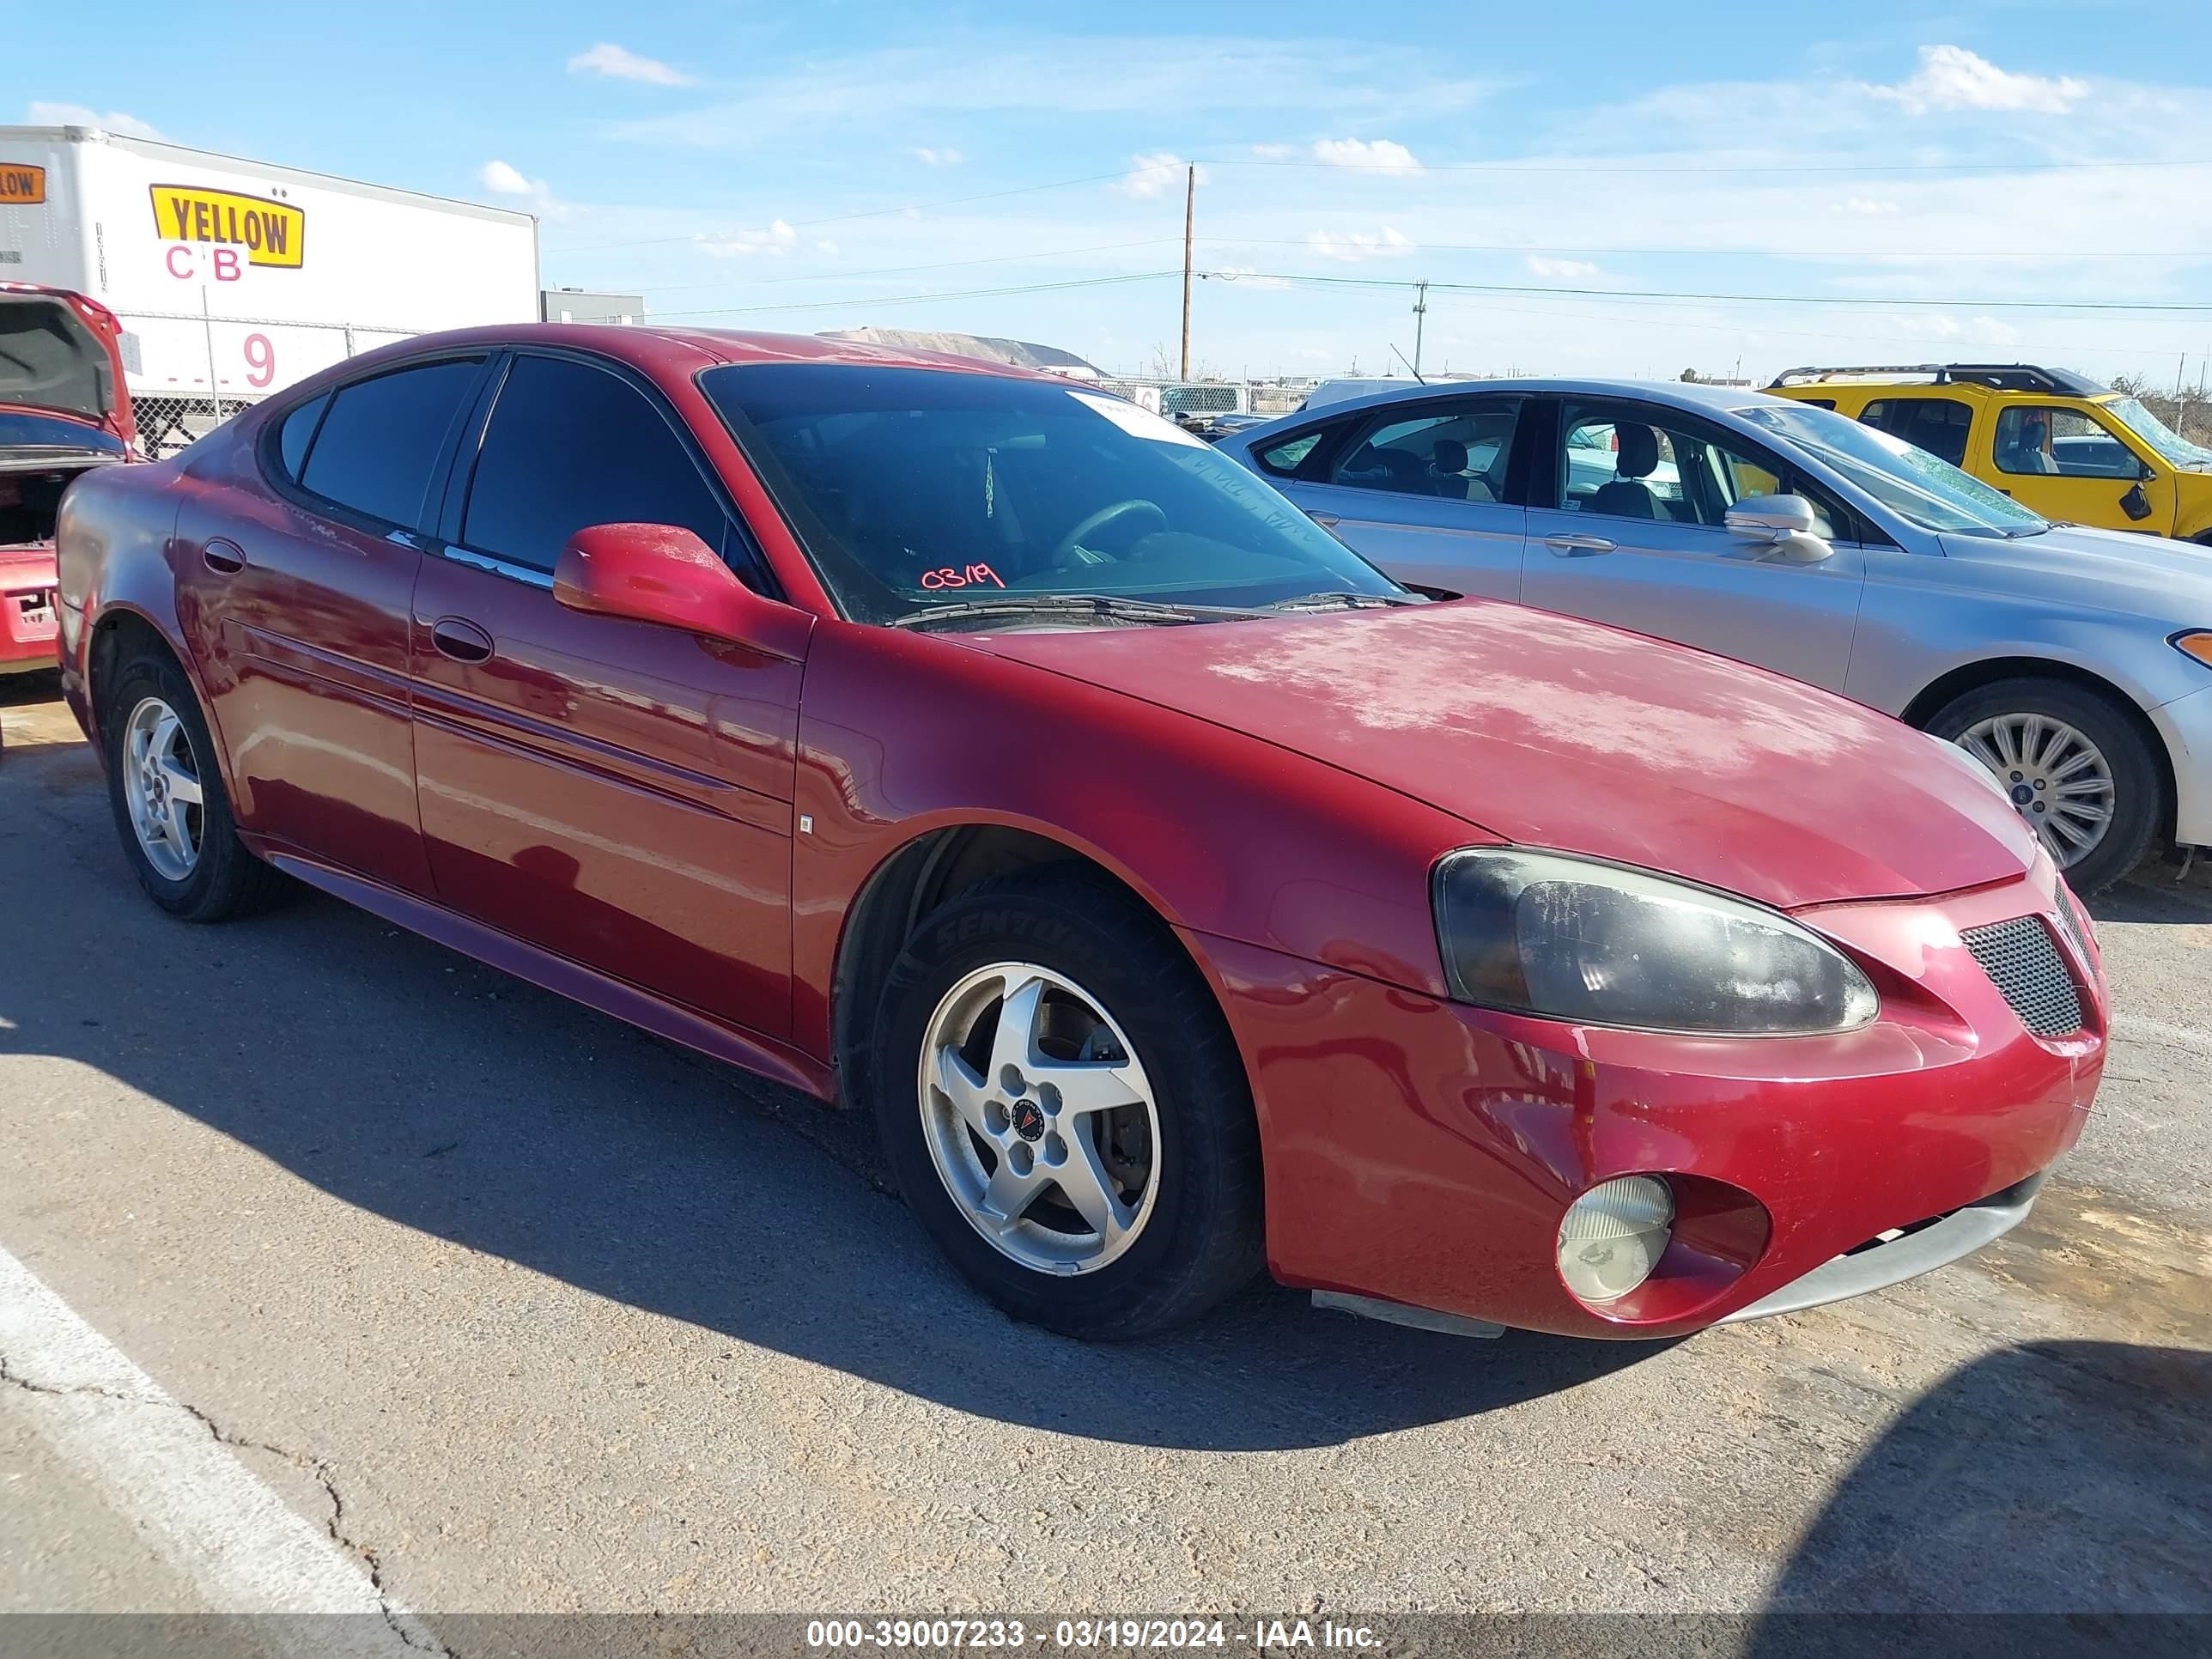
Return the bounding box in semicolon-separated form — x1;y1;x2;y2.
117;311;428;458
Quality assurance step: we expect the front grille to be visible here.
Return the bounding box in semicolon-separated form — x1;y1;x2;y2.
2051;889;2094;963
1961;915;2083;1036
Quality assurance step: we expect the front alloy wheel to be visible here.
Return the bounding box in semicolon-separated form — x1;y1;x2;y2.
918;962;1162;1275
872;868;1264;1340
1927;676;2160;896
1954;712;2114;867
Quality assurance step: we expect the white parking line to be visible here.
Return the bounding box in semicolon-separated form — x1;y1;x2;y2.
0;1243;434;1655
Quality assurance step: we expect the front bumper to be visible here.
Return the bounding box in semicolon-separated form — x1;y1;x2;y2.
2151;684;2212;847
1;546;60;675
1184;866;2103;1340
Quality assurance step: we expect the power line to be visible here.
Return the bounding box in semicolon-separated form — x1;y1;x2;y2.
1208;235;2212;261
1201;270;2212;313
1198;155;2212;175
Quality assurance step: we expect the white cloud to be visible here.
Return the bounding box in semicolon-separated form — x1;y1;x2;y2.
910;146;963;166
568;42;694;87
477;161;573;220
1307;226;1413;262
1844;197;1901;216
697;218;801;258
1525;255;1600;280
27;100;163;139
1310;137;1419;171
1873;45;2086;115
1114;153;1204;198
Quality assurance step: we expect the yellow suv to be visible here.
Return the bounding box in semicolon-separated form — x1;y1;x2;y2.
1767;364;2212;543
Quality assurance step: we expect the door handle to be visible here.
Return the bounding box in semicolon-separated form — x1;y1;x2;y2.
429;617;495;664
203;538;246;574
1305;510;1341;529
1544;533;1616;556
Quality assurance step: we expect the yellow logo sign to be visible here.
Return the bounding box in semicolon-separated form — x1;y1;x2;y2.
0;163;45;204
149;184;305;269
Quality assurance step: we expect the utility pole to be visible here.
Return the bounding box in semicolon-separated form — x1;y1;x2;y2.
1412;278;1429;376
1179;165;1194;383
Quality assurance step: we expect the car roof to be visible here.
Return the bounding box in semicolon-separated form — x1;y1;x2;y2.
1241;377;1788;436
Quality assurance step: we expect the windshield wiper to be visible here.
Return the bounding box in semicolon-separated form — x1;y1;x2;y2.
886;592;1271;631
1260;590;1426;613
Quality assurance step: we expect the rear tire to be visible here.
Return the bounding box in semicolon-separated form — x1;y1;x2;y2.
871;867;1264;1340
100;645;287;921
1923;677;2160;896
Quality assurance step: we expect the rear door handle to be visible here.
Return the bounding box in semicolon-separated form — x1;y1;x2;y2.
429;617;494;664
1304;510;1341;529
1544;533;1616;556
203;538;246;574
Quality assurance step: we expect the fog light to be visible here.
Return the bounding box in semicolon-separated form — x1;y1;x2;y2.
1558;1176;1674;1304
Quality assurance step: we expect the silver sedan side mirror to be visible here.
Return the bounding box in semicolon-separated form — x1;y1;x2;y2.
1725;493;1836;564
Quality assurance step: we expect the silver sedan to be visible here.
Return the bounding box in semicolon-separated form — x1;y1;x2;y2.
1218;379;2212;894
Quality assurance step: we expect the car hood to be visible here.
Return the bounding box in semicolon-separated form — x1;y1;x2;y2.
1939;520;2212;611
972;601;2037;909
0;289;128;432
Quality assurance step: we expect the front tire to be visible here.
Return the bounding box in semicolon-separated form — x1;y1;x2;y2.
1924;677;2160;896
100;645;286;921
871;868;1264;1340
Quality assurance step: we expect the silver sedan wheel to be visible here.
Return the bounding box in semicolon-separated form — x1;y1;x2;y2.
916;962;1162;1276
121;696;205;883
1955;714;2114;868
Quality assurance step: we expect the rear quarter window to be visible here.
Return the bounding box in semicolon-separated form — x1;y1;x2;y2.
296;357;485;530
1255;429;1325;474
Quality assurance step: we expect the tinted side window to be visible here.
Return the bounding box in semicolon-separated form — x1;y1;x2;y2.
460;355;728;574
1860;397;1972;467
276;392;328;480
1329;402;1517;502
299;360;483;530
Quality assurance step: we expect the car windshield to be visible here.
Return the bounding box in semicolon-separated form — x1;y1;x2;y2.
701;364;1402;624
2104;397;2212;471
1735;400;2049;538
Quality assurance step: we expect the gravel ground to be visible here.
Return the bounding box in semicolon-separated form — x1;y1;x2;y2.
2;677;2207;1636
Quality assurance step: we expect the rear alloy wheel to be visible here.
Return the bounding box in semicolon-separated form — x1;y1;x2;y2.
119;696;204;883
101;646;288;921
1927;678;2160;896
872;869;1263;1340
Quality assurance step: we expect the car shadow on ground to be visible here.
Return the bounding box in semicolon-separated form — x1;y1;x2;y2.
1746;1341;2211;1650
0;738;1656;1452
2091;857;2212;926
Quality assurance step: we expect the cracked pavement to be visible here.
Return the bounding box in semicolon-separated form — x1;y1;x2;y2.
1;679;2209;1631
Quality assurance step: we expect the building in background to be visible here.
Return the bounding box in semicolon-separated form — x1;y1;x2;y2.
541;288;642;325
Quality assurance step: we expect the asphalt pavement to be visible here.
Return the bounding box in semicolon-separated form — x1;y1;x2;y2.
2;675;2208;1639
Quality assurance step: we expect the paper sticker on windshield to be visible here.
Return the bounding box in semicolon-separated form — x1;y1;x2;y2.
1067;390;1208;448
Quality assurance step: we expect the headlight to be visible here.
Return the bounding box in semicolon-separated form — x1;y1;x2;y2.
1431;848;1880;1036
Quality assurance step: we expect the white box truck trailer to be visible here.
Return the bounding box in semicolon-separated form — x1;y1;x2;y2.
0;125;538;452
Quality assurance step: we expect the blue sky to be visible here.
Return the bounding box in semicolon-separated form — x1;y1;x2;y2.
20;1;2212;383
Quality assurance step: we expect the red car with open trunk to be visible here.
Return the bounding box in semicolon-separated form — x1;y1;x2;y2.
2;284;137;683
52;325;2105;1340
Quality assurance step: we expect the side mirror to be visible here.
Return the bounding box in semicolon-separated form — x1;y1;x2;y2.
1724;493;1835;564
553;523;810;659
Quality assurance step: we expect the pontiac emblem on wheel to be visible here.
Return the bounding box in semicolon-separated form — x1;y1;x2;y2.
1012;1099;1046;1142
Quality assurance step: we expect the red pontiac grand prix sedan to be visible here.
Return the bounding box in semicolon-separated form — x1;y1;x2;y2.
53;326;2106;1341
